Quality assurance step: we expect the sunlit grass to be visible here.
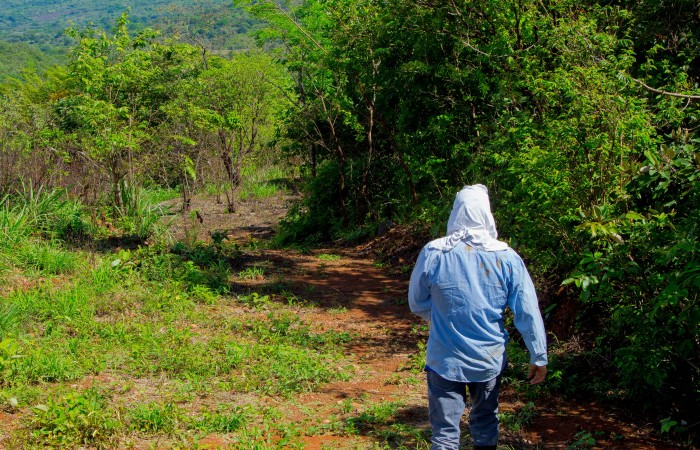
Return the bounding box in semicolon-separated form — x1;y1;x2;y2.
140;186;181;205
317;253;341;261
0;189;428;449
0;239;359;446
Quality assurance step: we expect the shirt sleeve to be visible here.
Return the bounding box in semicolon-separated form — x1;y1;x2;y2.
408;247;436;321
507;254;548;366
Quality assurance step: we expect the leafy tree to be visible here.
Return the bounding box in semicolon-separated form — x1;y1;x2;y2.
0;68;67;194
173;51;292;212
55;13;201;211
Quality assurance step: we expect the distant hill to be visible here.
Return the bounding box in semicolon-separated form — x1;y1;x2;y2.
0;0;258;78
0;1;235;42
0;40;65;80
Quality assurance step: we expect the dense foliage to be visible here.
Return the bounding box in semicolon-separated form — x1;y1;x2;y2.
238;0;700;426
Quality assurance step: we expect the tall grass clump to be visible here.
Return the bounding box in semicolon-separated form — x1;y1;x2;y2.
113;181;172;243
0;194;32;250
15;240;81;275
238;165;288;201
0;186;91;253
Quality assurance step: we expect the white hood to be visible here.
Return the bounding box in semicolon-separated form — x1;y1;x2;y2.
427;184;509;252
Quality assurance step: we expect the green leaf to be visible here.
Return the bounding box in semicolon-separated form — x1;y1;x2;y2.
33;404;49;413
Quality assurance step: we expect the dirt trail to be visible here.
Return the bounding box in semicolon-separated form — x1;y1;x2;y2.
178;194;683;450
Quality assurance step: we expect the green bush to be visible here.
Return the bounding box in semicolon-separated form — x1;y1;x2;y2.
568;133;699;412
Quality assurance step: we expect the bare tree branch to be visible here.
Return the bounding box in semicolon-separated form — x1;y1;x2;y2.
630;76;700;101
266;0;329;55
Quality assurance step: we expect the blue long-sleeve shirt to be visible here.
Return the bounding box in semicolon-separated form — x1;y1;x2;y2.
409;244;548;383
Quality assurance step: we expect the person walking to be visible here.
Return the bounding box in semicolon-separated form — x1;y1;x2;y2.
408;184;548;450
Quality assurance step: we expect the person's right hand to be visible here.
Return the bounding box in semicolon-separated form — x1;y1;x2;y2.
528;364;547;385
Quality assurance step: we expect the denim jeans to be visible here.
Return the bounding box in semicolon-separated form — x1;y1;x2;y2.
426;369;501;449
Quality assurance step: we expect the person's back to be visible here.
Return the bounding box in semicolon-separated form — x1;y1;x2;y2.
409;185;547;450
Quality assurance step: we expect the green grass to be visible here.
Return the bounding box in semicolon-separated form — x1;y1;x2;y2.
317;253;342;261
129;402;181;433
239;182;279;201
0;190;433;449
239;264;265;280
140;186;181;205
15;240;82;275
238;165;289;201
203;164;290;202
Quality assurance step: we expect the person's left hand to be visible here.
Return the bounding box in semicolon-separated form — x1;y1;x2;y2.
528;364;547;385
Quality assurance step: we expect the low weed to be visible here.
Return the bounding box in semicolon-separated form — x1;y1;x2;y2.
335;400;430;448
249;312;352;348
129;401;181;433
353;401;400;426
328;305;349;314
340;400;424;447
189;284;219;305
376;423;430;448
235;344;350;396
165;251;231;293
239;292;271;308
384;373;420;387
279;290;314;307
567;430;600;449
230;425;297;449
399;340;426;374
239;265;265;280
25;388;119;448
189;407;247;433
499;402;538;432
11;348;84;384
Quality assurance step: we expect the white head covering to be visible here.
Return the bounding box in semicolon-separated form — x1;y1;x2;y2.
427;184;509;252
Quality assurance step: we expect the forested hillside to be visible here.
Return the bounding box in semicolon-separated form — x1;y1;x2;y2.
0;0;258;78
0;40;65;79
0;0;698;447
0;0;238;43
